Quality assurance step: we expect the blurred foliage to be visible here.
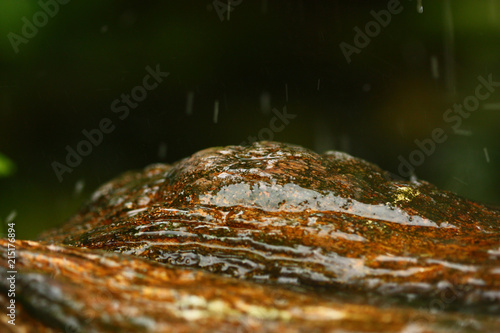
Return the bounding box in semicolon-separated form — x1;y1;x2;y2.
0;152;15;178
0;0;499;239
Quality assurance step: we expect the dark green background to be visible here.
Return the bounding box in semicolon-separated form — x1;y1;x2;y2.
1;0;499;239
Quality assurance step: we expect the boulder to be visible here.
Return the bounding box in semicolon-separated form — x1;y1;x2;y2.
3;141;499;331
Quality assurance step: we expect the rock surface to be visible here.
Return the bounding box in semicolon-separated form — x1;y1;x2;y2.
2;141;500;331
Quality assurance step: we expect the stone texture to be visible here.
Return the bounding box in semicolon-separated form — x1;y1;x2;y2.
3;141;500;331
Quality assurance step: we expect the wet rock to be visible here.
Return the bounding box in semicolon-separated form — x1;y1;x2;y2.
39;141;500;312
4;140;494;331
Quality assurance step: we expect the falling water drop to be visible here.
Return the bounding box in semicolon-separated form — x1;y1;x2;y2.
484;148;490;163
5;210;17;224
260;91;271;114
453;177;468;186
158;142;168;160
417;0;423;13
74;179;85;197
213;100;219;123
430;56;439;79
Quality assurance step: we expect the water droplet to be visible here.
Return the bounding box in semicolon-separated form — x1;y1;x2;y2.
5;210;17;224
74;179;85;197
417;0;423;13
213;100;219;123
483;147;490;163
453;177;468;186
260;91;271;114
158;142;168;160
430;55;439;79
